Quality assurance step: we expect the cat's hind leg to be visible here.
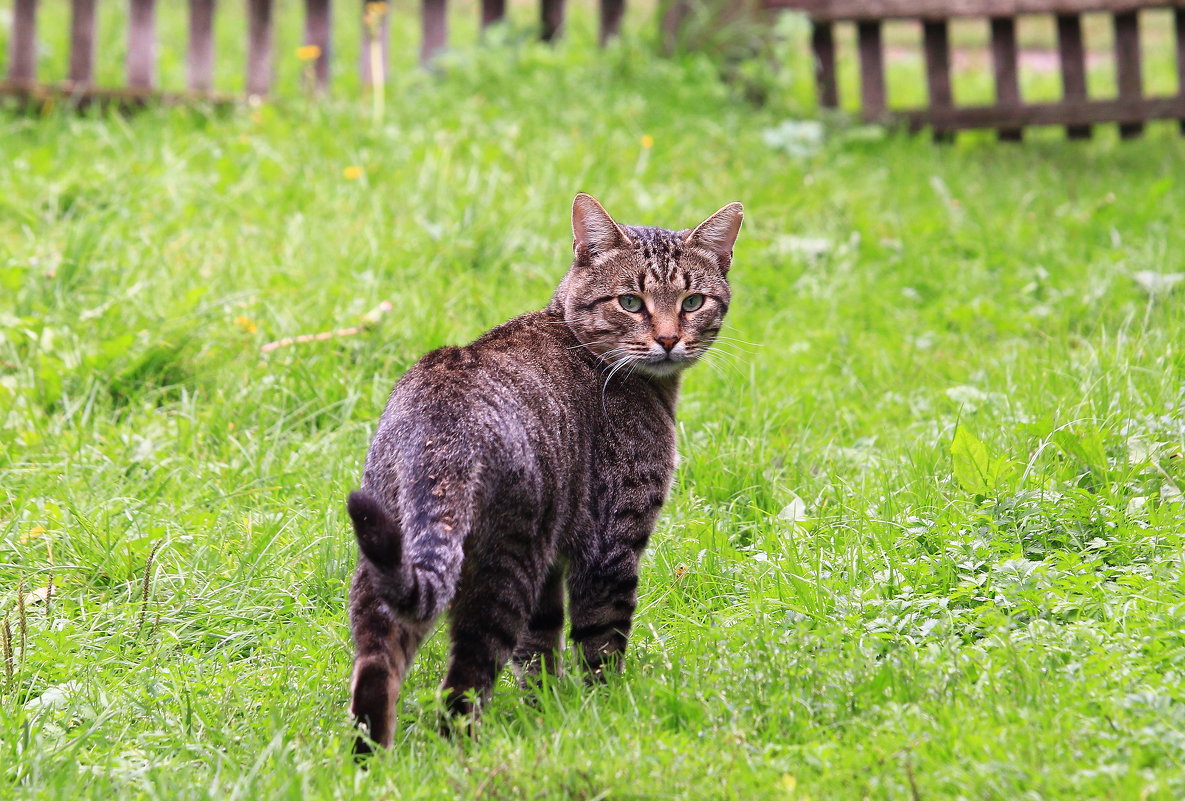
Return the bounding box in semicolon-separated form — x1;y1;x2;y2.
511;562;565;689
349;565;429;755
439;519;551;729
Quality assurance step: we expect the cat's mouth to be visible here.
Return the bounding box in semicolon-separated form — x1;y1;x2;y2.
635;351;696;376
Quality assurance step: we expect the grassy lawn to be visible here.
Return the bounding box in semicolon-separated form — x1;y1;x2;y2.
3;6;1185;799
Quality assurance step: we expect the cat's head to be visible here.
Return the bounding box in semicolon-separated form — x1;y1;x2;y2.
553;193;743;378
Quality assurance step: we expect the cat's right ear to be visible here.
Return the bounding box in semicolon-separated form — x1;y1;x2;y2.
572;193;631;258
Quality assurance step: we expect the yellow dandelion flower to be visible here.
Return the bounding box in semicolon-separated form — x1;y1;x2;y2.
640;134;654;149
19;525;46;544
234;315;259;334
343;165;363;180
296;45;322;62
364;1;389;25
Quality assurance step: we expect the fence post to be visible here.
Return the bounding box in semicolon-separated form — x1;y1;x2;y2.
922;19;953;142
811;21;839;109
247;0;274;97
1113;11;1143;138
541;0;566;42
422;0;449;64
990;17;1022;141
188;0;216;93
304;0;332;92
10;0;38;84
856;20;885;123
128;0;157;90
68;0;98;87
1056;14;1090;139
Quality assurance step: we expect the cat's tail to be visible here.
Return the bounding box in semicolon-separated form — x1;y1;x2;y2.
347;487;466;623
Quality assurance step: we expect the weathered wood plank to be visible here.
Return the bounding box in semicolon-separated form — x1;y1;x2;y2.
361;1;390;86
990;17;1023;140
904;96;1185;131
542;0;566;41
127;0;157;90
1057;13;1091;138
922;19;953;141
482;0;507;28
600;0;625;45
1114;10;1144;137
857;20;886;122
246;0;273;96
766;0;1185;22
811;21;839;109
304;0;331;91
188;0;216;93
69;0;98;87
0;79;236;110
422;0;448;64
9;0;38;84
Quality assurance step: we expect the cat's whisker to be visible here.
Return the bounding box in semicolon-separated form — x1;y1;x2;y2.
702;350;746;380
567;339;619;351
599;354;638;416
704;346;742;364
709;337;762;353
712;334;762;348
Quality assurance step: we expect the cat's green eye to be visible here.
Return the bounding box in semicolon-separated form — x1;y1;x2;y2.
619;294;644;313
681;294;705;312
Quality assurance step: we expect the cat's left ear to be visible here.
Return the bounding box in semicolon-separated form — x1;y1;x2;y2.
685;202;744;269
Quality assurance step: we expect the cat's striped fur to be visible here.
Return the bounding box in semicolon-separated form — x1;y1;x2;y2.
347;194;743;752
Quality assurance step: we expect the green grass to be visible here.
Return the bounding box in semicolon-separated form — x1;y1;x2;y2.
3;8;1185;800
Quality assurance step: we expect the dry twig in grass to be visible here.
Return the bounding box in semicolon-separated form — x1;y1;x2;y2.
261;301;394;354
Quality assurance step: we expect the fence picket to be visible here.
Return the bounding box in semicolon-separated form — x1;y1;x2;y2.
600;0;625;45
811;21;839;108
422;0;449;64
923;19;953;140
69;0;97;87
1177;8;1185;133
542;0;566;41
1113;11;1143;137
127;0;157;90
857;20;886;121
990;17;1023;140
188;0;216;93
304;0;331;91
10;0;38;84
247;0;274;97
1056;13;1091;138
482;0;507;28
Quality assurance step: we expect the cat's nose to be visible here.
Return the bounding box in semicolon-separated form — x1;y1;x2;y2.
655;335;680;352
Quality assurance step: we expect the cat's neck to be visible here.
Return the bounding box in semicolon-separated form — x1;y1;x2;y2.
538;307;681;404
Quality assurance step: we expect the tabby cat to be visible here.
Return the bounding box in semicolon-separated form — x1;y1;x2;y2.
347;193;743;752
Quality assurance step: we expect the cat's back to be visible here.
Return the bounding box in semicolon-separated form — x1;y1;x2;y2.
398;309;591;401
373;311;596;463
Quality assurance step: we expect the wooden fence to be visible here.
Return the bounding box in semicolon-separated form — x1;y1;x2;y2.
2;0;627;107
768;0;1185;140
